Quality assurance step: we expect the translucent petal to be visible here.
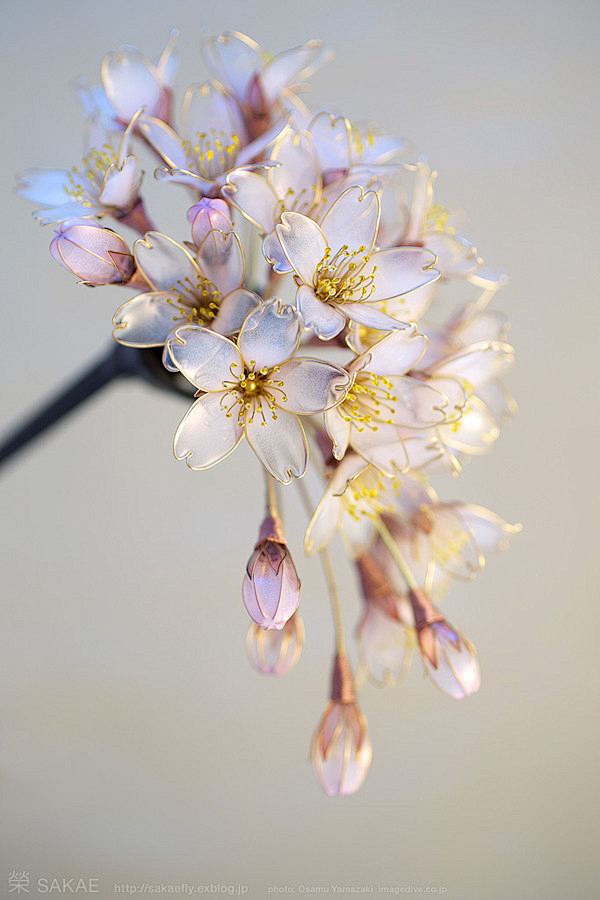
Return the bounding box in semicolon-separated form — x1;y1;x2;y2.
452;309;509;346
342;301;406;331
476;381;517;425
112;292;184;346
174;392;243;469
402;435;444;470
182;80;244;141
431;341;515;388
384;376;449;427
102;46;162;121
168;326;243;390
262;230;293;273
296;285;346;339
223;170;278;233
276;212;327;283
138;118;187;169
350;431;409;476
304;492;342;555
365;326;426;375
455;505;522;554
212;289;261;335
439;395;500;452
358;605;413;686
33;202;103;225
426;376;467;422
16;168;68;204
260;40;326;106
99;157;140;208
268;128;320;203
309;112;352;171
155;29;180;87
134;232;200;293
202;31;263;100
195;229;244;296
320;186;380;256
238;300;301;369
429;505;483;579
425;231;480;277
324;407;352;459
276;359;350;414
245;405;308;483
425;625;480;699
383;280;437;323
368;247;439;301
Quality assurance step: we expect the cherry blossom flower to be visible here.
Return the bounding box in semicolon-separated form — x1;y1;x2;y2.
167;300;350;483
274;186;439;338
112;229;261;351
49;218;134;285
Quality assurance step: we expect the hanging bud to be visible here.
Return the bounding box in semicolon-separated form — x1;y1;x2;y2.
355;553;414;686
49;218;134;285
311;654;372;796
242;514;301;630
409;587;480;699
246;612;304;676
187;198;234;247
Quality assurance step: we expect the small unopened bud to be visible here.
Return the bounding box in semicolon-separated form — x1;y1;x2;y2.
409;587;480;699
311;654;372;796
242;514;301;630
50;218;134;285
187;198;233;247
246;612;304;676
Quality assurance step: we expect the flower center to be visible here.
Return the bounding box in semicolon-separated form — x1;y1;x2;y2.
65;146;118;204
166;274;223;325
185;130;241;181
313;245;377;305
340;372;399;431
221;365;288;427
341;468;400;521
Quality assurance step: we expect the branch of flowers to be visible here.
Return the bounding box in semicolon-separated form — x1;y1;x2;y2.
296;474;347;656
373;516;419;592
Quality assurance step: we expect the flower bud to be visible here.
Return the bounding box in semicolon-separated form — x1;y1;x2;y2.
187;198;233;247
49;218;134;285
311;654;372;796
246;613;304;676
242;514;301;630
409;587;480;699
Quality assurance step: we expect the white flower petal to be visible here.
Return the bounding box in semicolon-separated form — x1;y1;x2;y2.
245;405;308;483
296;285;346;339
383;376;449;427
17;168;69;204
350;431;409;476
223;170;278;233
431;342;515;388
365;326;426;375
196;230;244;296
439;395;499;452
342;301;407;331
320;186;380;256
174;392;243;469
33;202;104;224
455;505;522;554
138;118;187;169
276;212;327;283
102;46;162;121
382;280;437;323
134;232;200;293
238;299;301;368
268;128;320;205
430;506;483;579
309;112;352;171
182;80;244;142
202;31;263;100
324;407;352;460
168;326;243;390
212;289;261;335
112;292;184;346
260;40;326;106
99;157;140;208
276;359;350;414
425;231;480;277
304;493;342;555
369;247;439;301
262;230;294;273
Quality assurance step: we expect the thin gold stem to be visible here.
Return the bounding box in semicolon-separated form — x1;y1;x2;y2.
374;517;418;591
296;476;346;655
265;471;279;518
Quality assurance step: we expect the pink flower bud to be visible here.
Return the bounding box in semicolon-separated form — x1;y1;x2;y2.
409;587;480;699
311;655;372;796
246;613;304;676
50;218;134;285
242;514;301;631
187;199;233;247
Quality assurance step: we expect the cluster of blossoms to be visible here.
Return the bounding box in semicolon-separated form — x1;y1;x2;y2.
19;30;520;796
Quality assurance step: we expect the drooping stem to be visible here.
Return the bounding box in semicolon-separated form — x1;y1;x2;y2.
296;475;346;656
265;471;279;519
374;516;419;592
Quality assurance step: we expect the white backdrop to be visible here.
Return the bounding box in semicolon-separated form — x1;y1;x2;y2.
2;1;598;897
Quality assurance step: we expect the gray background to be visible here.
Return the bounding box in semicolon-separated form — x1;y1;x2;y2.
2;1;598;897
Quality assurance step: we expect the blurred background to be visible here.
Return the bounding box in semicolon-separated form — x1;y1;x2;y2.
2;1;598;897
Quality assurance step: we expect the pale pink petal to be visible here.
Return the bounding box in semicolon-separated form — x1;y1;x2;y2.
382;280;437;323
431;342;515;388
275;359;350;414
262;230;294;273
429;506;483;579
174;392;243;469
268;128;320;204
155;29;179;87
350;431;409;476
439;396;499;452
102;47;162;121
425;231;480;277
33;202;104;224
426;376;467;422
138;117;187;168
455;505;522;554
383;376;449;427
368;247;439;301
238;300;301;368
342;301;407;331
304;493;343;555
182;80;244;142
195;230;244;296
296;285;346;338
324;407;352;460
309;112;352;171
260;40;326;106
134;232;200;293
112;292;184;346
168;326;243;390
245;405;308;483
223;170;278;233
320;186;380;256
453;310;509;345
202;31;263;100
276;212;328;283
212;289;261;335
476;381;517;425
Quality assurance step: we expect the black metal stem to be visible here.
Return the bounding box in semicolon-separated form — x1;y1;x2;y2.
0;344;194;470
